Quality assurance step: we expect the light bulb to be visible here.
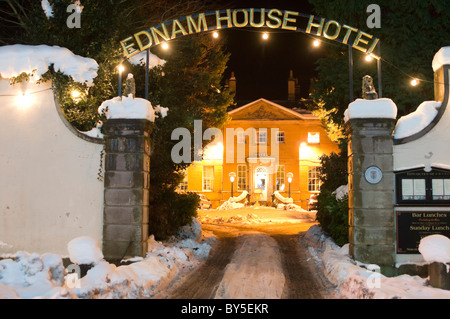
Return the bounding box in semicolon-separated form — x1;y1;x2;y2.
262;32;269;40
313;40;320;47
161;42;169;50
411;79;419;86
213;31;219;39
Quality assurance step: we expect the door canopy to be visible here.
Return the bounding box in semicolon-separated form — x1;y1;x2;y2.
121;8;380;59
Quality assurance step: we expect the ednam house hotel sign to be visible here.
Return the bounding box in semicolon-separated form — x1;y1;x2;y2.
120;8;380;59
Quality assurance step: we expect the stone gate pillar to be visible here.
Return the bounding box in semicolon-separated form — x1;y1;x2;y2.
102;119;152;262
346;101;397;267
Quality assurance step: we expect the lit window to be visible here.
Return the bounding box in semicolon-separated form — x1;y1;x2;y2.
237;165;247;190
308;166;321;192
202;166;214;191
276;165;285;191
308;132;320;144
277;131;285;143
257;130;267;144
237;131;246;144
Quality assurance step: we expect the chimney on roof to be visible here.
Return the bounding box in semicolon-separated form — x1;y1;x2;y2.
288;70;296;101
229;72;236;95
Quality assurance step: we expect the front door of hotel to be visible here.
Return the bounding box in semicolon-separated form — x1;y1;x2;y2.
255;167;268;201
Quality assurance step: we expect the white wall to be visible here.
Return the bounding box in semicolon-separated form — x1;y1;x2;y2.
0;79;104;255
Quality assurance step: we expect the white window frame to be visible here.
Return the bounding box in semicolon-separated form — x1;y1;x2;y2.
308;132;320;144
256;130;267;144
202;166;214;191
308;166;321;192
276;165;285;191
237;165;247;190
276;131;285;143
237;131;246;144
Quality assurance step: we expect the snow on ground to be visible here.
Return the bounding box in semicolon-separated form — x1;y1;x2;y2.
0;218;215;299
198;206;316;225
0;45;98;85
303;225;450;299
214;233;285;299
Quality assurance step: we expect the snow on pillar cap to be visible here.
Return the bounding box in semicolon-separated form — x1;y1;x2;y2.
432;46;450;72
344;98;398;122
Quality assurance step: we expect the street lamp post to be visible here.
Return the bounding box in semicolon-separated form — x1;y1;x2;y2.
229;172;236;198
349;45;354;103
118;64;124;97
287;172;293;199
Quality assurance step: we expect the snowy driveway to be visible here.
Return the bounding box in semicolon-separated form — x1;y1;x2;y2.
154;207;337;299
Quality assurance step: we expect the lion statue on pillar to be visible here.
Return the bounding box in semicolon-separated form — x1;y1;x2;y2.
362;75;378;100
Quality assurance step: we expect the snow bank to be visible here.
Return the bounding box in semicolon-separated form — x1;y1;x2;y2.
216;191;248;210
394;101;441;139
67;236;104;265
273;191;293;204
303;225;450;299
0;218;214;299
432;46;450;72
344;98;397;122
0;251;64;299
418;235;450;264
98;96;155;121
0;45;98;85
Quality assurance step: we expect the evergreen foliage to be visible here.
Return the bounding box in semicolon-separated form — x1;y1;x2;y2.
308;0;450;126
315;141;349;246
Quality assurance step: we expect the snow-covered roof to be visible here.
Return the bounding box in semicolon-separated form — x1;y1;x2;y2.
0;44;98;86
344;98;397;122
432;46;450;72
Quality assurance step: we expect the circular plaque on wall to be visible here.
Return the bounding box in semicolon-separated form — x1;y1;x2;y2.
364;166;383;184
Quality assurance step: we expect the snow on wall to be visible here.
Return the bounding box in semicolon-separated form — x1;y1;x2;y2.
394;101;441;140
0;79;104;255
432;46;450;72
393;70;450;172
0;45;98;86
344;98;397;122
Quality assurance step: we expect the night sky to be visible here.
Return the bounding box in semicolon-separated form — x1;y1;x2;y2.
216;1;319;102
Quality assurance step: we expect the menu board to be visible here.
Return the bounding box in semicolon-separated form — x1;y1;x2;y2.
396;211;450;254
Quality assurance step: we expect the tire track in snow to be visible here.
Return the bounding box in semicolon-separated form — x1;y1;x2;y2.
273;233;330;299
157;234;237;299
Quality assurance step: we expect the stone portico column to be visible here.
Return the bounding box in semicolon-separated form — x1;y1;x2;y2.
347;118;396;266
102;119;152;262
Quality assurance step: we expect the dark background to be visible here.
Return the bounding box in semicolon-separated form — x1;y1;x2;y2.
215;1;320;102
